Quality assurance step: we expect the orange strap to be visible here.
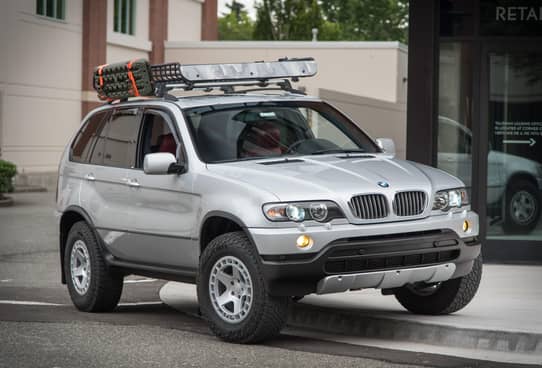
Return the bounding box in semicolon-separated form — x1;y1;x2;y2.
97;64;108;88
126;60;140;97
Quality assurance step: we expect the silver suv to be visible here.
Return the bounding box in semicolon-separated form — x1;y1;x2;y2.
56;58;482;343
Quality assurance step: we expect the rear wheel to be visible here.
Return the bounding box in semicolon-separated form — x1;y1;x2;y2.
197;231;289;343
395;255;482;315
64;221;123;312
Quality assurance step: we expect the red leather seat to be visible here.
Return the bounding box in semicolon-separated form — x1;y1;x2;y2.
158;133;177;155
241;121;282;157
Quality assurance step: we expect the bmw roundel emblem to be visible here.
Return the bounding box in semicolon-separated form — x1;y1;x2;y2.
378;181;390;188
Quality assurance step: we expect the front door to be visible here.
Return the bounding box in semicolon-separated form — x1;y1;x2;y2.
116;109;199;269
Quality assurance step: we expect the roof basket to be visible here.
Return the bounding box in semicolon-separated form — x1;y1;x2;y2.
93;57;317;101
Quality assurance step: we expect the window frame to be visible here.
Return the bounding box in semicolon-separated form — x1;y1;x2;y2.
135;108;187;171
114;0;136;36
36;0;66;21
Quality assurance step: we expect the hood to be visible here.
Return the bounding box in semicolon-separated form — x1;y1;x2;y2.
207;154;464;202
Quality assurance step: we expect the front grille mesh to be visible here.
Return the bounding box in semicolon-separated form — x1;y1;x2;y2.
324;250;460;274
349;194;388;219
393;191;426;216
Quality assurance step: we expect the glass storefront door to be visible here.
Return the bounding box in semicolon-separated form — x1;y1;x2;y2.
486;49;542;240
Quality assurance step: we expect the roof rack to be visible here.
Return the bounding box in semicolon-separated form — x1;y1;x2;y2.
93;57;317;102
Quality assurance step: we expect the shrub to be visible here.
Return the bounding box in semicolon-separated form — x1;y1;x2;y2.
0;159;17;197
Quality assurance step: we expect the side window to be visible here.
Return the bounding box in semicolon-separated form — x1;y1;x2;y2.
137;112;180;168
89;109;141;168
71;111;107;164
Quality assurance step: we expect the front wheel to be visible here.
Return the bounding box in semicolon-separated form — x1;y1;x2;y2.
394;255;482;315
197;232;289;343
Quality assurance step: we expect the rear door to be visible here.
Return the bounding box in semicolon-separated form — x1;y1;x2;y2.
109;108;199;268
84;107;143;242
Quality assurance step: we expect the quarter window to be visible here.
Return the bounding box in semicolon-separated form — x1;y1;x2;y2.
36;0;65;20
71;112;107;164
114;0;135;35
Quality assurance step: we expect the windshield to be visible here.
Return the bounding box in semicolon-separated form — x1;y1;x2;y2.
183;101;380;163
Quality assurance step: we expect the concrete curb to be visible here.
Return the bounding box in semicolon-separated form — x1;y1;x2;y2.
0;196;14;207
159;281;542;358
13;185;47;193
288;302;542;355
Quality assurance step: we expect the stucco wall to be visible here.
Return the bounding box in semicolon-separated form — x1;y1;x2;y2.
168;0;203;41
165;41;408;103
0;0;83;173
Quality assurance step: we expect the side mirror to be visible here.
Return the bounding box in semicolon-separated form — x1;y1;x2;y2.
376;138;396;157
143;153;185;175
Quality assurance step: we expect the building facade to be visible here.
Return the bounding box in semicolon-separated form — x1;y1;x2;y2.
407;0;542;262
0;0;217;182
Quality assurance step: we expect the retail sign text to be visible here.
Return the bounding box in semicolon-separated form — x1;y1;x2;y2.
496;6;542;21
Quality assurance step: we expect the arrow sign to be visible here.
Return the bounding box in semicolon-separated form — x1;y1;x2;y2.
502;138;536;147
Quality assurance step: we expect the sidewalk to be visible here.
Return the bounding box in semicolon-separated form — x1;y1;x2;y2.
160;264;542;365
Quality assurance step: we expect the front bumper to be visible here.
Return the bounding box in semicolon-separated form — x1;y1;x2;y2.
248;211;480;296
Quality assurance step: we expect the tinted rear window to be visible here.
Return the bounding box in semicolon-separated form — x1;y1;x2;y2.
71;111;108;164
101;109;141;168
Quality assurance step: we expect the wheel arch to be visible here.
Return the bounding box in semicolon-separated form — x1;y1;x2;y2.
199;211;258;257
59;206;96;284
506;172;539;191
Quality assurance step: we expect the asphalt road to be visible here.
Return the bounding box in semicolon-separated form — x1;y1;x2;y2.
0;192;523;368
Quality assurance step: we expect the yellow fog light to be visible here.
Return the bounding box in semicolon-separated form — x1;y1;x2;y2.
462;220;470;232
296;234;313;249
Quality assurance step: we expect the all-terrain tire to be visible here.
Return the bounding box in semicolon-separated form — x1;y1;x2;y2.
395;255;482;315
197;231;289;343
503;179;541;234
64;221;123;312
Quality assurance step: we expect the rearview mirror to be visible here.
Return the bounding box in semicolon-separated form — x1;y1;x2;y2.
376;138;396;157
143;153;185;175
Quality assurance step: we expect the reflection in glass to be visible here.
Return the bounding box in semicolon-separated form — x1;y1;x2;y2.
487;52;542;239
437;43;473;193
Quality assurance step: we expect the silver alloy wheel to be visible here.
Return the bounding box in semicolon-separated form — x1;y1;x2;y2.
510;190;537;225
70;240;91;295
209;256;253;324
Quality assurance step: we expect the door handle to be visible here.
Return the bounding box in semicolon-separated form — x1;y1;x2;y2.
126;179;140;188
84;173;96;181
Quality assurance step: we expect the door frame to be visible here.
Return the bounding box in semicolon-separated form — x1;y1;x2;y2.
479;40;542;262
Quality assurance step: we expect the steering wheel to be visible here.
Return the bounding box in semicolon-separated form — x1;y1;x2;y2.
285;138;339;155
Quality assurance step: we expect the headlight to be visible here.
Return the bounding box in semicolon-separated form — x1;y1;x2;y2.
433;188;469;211
263;201;344;222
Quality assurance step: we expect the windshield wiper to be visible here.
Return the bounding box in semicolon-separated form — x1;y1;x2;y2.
310;148;366;155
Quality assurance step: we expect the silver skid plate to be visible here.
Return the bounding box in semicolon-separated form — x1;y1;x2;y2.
316;263;456;294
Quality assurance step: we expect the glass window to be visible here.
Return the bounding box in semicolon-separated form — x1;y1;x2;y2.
92;109;140;168
114;0;135;35
36;0;65;20
440;0;474;37
71;112;107;163
137;112;179;168
437;42;474;191
487;51;542;239
184;101;380;163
